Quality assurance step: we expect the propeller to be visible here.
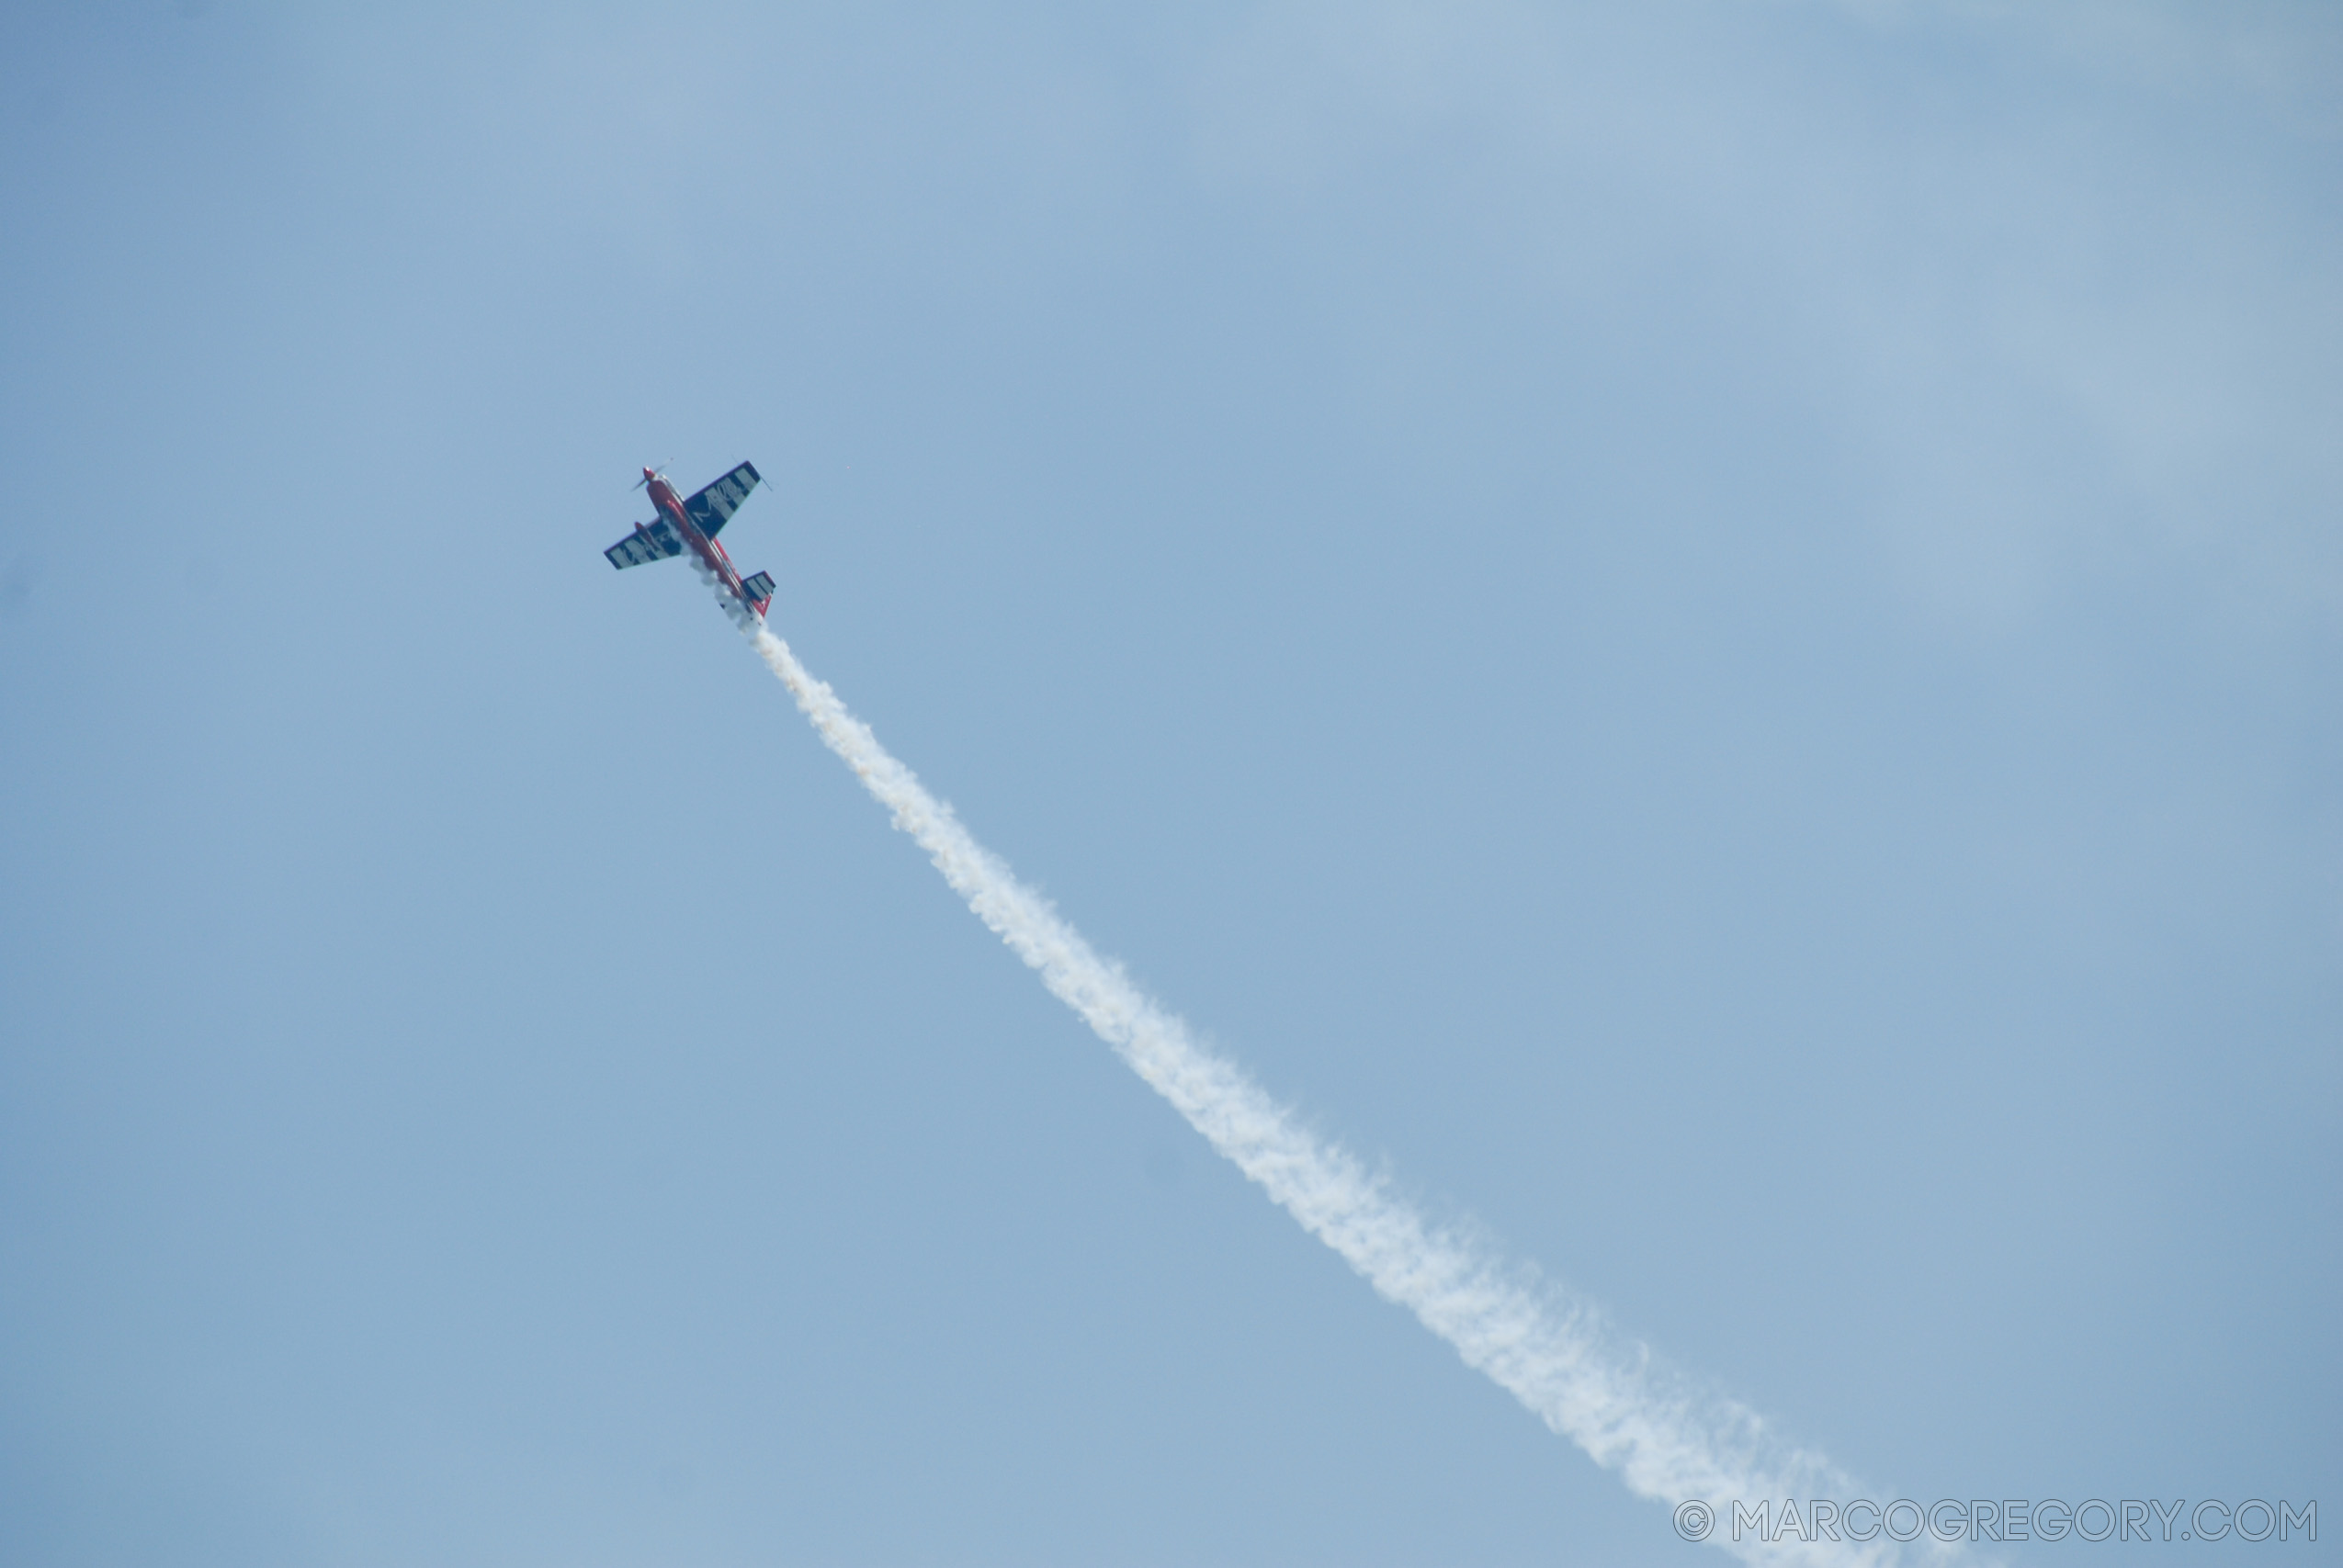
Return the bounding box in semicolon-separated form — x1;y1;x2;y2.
630;458;675;491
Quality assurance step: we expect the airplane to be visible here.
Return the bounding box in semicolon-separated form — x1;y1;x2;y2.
605;461;776;619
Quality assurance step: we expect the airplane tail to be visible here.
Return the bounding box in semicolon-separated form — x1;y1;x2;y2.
741;570;776;618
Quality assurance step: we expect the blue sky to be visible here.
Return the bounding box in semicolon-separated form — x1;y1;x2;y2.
2;3;2336;1564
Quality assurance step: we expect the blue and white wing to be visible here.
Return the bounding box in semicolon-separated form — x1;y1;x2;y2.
682;462;761;538
606;517;685;570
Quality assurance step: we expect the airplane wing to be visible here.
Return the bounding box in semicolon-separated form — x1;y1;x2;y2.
606;516;685;570
682;461;761;538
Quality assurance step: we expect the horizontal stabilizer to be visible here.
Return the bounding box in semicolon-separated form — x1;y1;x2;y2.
741;570;776;614
606;517;685;570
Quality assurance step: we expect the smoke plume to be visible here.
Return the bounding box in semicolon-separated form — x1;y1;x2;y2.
737;600;1964;1568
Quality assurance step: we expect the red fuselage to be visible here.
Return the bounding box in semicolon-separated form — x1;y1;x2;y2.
644;468;749;600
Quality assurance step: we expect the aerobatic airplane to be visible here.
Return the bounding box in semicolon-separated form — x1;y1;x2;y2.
605;461;776;619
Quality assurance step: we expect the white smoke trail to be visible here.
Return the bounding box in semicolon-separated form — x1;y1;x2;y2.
731;592;1968;1568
